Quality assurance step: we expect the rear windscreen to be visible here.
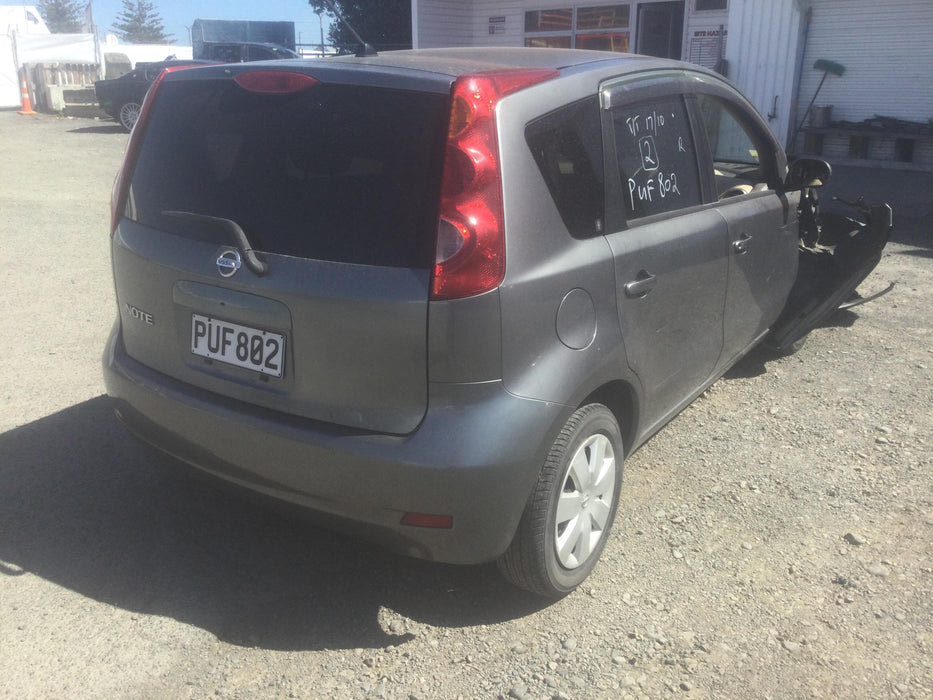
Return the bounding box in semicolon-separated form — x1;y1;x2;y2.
126;78;449;269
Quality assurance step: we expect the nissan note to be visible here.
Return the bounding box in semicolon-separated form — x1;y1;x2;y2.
103;48;890;596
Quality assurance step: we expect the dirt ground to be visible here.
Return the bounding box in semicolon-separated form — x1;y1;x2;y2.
0;110;931;699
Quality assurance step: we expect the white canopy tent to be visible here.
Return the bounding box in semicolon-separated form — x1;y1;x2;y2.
1;4;49;107
2;5;190;109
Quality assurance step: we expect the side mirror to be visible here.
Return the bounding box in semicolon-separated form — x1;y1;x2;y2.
785;157;832;189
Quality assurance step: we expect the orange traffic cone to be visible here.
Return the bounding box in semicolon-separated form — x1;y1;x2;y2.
18;74;37;116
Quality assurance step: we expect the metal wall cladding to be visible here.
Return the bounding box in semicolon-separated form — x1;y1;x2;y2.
413;0;476;47
722;0;803;149
794;0;933;126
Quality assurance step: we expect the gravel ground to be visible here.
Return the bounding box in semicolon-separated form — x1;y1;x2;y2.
1;110;931;699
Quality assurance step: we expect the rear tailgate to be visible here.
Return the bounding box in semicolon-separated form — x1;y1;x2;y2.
111;64;450;434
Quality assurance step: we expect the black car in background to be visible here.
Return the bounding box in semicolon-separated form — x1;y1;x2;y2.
197;42;300;62
94;59;214;131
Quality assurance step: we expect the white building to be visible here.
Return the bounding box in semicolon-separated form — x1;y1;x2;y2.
412;0;933;167
0;3;192;109
1;4;49;106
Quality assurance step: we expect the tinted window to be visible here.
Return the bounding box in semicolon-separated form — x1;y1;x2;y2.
612;95;702;219
694;93;776;196
696;94;758;164
526;98;604;238
247;46;276;60
211;45;243;62
127;80;448;268
246;46;296;60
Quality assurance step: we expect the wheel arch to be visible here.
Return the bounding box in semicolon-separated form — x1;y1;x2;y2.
580;380;639;456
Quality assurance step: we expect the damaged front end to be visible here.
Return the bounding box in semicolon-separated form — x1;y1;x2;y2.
767;158;894;354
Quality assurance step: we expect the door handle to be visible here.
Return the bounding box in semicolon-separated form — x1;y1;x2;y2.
732;233;752;255
624;271;657;298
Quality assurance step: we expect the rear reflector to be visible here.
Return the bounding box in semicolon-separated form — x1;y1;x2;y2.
234;71;319;94
400;512;454;529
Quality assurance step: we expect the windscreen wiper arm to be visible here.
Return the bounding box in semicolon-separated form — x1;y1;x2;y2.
162;210;269;276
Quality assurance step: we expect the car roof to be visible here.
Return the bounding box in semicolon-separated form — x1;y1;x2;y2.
138;59;215;69
167;47;730;101
325;47;687;77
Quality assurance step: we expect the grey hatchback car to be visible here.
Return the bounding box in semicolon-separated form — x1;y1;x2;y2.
103;48;889;596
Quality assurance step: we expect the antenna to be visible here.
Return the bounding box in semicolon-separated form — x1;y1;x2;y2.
318;0;377;57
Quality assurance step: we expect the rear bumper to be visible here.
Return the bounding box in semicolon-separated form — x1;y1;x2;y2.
103;325;565;564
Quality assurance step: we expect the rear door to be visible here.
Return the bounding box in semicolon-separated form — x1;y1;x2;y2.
112;66;449;434
601;81;730;430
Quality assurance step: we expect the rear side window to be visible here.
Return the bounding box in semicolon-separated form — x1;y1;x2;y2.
127;78;448;268
611;95;702;219
526;97;604;238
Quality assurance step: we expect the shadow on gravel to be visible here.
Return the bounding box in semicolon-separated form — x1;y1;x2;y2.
0;397;547;651
725;308;860;380
898;247;933;259
68;124;125;135
722;349;768;379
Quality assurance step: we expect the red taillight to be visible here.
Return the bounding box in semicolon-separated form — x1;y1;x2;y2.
234;71;318;94
431;68;559;300
110;66;193;235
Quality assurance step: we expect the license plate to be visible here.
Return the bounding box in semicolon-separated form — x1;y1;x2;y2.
190;314;285;378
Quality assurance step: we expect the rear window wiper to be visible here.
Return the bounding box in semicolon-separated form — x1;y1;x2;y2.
162;211;268;276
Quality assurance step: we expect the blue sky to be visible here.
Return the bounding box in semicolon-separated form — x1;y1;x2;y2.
89;0;333;48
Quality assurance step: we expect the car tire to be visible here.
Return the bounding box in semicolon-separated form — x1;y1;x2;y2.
497;403;623;597
118;101;142;131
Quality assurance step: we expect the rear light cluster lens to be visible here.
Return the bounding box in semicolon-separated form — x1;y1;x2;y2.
431;68;559;300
